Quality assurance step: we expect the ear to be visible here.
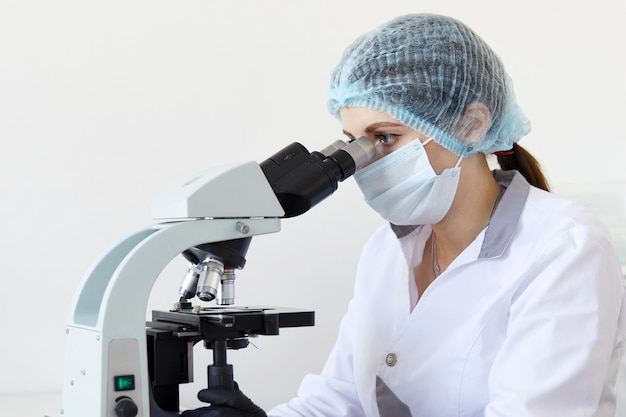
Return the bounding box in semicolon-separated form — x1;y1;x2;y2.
455;102;491;146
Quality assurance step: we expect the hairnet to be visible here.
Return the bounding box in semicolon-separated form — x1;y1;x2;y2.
328;14;530;157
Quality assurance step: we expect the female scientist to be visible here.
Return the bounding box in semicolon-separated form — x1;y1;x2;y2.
184;13;626;417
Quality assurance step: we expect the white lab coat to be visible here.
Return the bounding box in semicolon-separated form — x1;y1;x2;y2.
269;171;626;417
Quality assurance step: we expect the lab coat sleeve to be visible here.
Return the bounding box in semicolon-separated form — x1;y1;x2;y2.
485;214;626;417
267;299;365;417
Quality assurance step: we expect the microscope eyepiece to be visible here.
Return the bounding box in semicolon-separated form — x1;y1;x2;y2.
340;137;377;171
318;140;348;157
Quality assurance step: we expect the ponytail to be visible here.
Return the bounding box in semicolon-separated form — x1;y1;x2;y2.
495;143;550;192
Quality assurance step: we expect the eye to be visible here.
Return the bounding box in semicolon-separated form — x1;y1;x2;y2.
374;133;399;145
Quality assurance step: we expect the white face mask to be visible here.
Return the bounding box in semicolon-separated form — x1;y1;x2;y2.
354;138;461;226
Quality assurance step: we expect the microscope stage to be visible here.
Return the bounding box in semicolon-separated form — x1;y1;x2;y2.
148;306;315;342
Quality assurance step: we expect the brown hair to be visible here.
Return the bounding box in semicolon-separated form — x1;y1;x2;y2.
495;143;550;192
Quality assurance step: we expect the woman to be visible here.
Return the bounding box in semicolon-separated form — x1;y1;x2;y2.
184;13;625;417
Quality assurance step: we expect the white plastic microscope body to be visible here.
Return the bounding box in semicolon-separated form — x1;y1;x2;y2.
61;161;285;417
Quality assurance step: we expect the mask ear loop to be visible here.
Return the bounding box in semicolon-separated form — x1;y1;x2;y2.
455;137;479;168
423;137;463;168
421;137;434;147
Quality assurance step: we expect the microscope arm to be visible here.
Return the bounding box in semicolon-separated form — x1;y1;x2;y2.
63;218;281;417
63;156;286;417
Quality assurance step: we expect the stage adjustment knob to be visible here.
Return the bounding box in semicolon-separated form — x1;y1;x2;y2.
114;396;138;417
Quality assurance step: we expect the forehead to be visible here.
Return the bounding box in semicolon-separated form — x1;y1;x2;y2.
339;107;401;125
339;107;408;136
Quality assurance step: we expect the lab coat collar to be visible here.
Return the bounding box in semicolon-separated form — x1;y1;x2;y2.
389;170;530;259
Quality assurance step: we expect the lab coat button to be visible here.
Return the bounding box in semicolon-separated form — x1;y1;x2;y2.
385;353;397;366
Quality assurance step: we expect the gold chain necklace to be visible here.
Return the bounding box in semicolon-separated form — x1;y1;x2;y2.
431;186;504;278
431;233;441;277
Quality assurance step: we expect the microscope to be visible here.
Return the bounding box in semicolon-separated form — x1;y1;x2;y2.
61;137;375;417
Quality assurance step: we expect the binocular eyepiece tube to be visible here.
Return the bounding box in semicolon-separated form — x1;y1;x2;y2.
177;137;376;306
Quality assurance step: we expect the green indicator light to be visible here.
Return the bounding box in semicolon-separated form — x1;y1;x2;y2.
114;375;135;391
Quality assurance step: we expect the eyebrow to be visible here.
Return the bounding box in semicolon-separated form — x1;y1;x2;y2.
343;121;405;138
364;122;405;132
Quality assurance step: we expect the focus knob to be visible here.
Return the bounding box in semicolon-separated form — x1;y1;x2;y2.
115;396;138;417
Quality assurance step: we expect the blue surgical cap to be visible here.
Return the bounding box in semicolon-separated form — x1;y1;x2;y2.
328;14;530;157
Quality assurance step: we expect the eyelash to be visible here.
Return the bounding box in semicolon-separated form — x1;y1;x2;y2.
374;133;399;145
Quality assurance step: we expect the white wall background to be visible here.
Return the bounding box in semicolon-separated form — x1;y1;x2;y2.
0;0;625;415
